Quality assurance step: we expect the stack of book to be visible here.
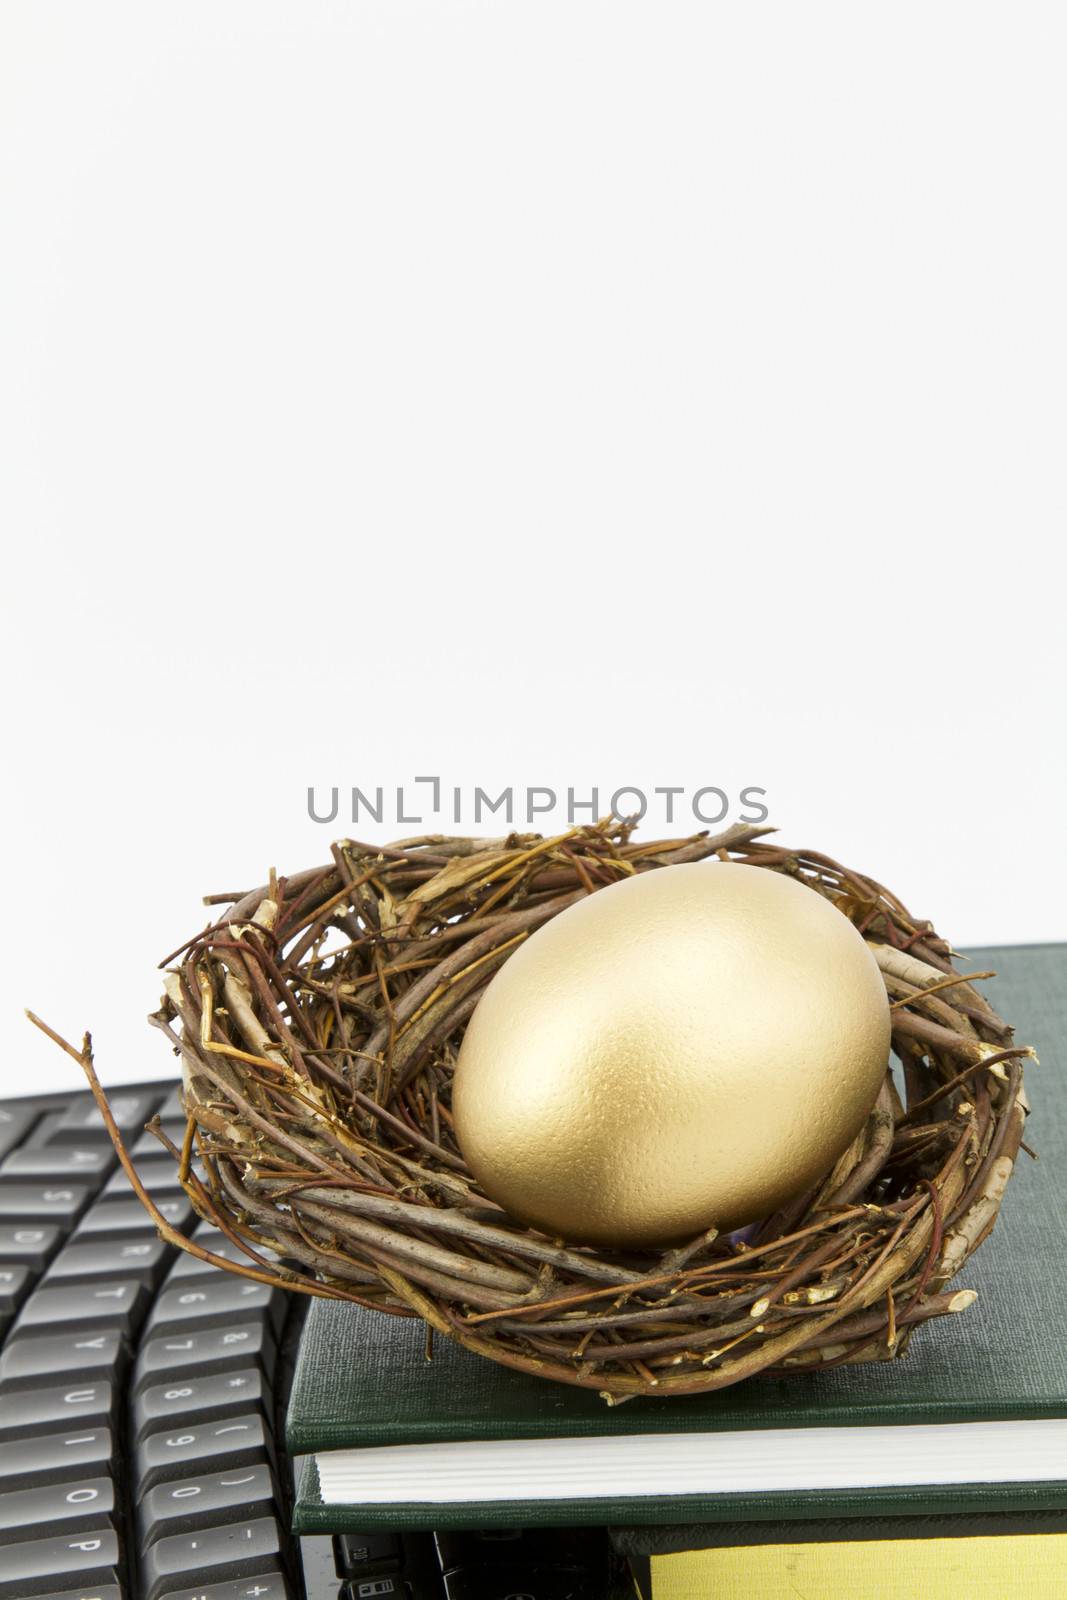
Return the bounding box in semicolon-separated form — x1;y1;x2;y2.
287;944;1067;1597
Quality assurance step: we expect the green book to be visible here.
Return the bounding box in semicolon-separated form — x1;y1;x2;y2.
288;944;1067;1534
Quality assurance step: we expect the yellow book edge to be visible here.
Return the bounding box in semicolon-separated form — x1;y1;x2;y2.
641;1532;1067;1599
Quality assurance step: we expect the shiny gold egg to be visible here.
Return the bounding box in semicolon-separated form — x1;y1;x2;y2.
452;861;891;1248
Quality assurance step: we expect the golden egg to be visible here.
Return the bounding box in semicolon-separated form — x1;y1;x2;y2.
452;861;891;1248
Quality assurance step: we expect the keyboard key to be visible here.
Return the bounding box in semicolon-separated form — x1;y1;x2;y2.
343;1578;406;1598
139;1461;276;1542
30;1587;121;1600
47;1235;170;1290
0;1426;113;1487
147;1278;286;1337
0;1326;127;1387
14;1278;149;1339
53;1091;158;1144
0;1147;115;1184
31;1587;122;1600
0;1262;32;1316
141;1515;285;1600
0;1475;115;1544
0;1221;62;1269
78;1194;193;1238
0;1525;120;1597
103;1158;186;1199
0;1107;37;1161
157;1572;292;1600
0;1380;116;1440
0;1182;94;1225
335;1530;402;1578
135;1411;271;1493
136;1322;277;1388
23;1112;67;1148
134;1366;266;1439
131;1124;188;1158
154;1086;186;1118
167;1231;280;1281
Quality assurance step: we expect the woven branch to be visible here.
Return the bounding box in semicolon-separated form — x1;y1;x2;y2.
69;821;1034;1400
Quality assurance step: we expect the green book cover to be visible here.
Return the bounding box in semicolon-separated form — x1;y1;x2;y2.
289;944;1067;1532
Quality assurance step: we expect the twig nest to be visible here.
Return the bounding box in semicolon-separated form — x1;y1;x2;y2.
129;821;1027;1399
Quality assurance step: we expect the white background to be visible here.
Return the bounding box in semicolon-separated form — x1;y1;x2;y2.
2;4;1064;1093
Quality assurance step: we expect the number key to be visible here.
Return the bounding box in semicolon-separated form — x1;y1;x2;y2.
77;1194;193;1239
47;1237;170;1291
0;1182;93;1225
146;1279;286;1338
135;1323;276;1390
138;1461;275;1543
167;1231;279;1282
0;1109;37;1162
133;1367;266;1439
102;1159;187;1200
135;1412;271;1494
53;1090;157;1144
130;1125;188;1159
0;1147;115;1183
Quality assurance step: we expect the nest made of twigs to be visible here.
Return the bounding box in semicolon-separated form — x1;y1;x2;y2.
81;820;1031;1401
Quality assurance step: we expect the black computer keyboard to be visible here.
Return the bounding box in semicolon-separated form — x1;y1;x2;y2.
0;1080;621;1599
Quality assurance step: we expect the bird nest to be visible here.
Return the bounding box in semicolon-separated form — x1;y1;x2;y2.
59;821;1031;1400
